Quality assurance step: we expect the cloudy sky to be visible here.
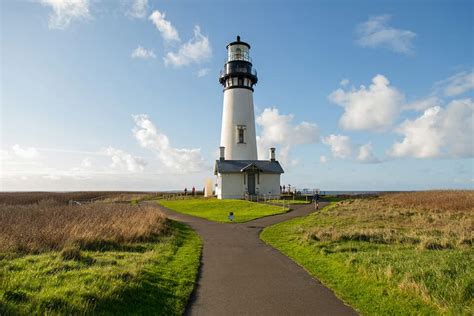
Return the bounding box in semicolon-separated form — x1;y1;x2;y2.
1;0;473;191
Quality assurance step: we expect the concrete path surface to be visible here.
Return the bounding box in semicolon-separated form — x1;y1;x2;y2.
155;202;358;316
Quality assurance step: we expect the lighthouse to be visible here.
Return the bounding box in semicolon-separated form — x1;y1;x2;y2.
215;36;284;199
219;36;258;160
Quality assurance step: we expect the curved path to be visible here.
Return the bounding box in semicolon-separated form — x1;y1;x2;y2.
155;202;357;316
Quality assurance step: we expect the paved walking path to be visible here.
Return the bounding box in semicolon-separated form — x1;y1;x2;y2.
155;202;358;316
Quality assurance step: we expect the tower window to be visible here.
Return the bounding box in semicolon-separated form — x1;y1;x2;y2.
237;125;246;144
238;78;243;86
238;129;244;143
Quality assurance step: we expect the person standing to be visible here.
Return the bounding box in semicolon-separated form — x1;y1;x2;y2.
314;192;320;202
313;192;320;210
192;186;196;196
184;187;188;196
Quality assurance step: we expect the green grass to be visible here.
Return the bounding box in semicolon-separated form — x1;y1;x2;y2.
158;198;288;223
260;203;473;315
267;199;311;205
0;221;201;315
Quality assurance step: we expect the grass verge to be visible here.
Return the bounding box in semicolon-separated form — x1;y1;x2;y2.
261;192;473;315
158;198;288;223
0;221;201;315
267;199;310;205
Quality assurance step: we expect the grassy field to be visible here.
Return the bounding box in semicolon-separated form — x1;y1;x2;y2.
0;195;202;315
261;191;473;315
267;199;311;205
0;191;149;205
159;198;288;223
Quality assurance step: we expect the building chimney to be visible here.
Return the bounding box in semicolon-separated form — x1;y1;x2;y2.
270;148;276;161
219;146;225;161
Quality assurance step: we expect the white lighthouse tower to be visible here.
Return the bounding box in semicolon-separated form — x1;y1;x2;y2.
219;36;258;160
215;36;284;199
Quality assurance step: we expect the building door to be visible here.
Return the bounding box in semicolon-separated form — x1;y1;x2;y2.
247;173;256;195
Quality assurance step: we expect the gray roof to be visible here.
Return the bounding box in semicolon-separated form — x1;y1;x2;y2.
215;160;284;175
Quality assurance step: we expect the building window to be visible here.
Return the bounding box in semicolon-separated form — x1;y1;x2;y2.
238;77;243;86
237;125;246;144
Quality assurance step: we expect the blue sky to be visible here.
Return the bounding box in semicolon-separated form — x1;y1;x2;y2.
1;0;473;191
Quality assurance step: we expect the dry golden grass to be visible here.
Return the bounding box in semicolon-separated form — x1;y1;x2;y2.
382;190;474;212
99;193;157;203
0;192;129;205
306;191;474;249
0;200;167;253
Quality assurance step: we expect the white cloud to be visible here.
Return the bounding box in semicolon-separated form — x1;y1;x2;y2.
131;46;156;59
132;114;204;173
164;26;212;67
0;150;12;161
356;15;416;54
390;107;443;158
43;174;61;180
329;74;404;131
38;0;90;29
103;147;147;172
322;134;352;159
12;144;40;159
357;142;379;163
403;96;441;111
81;157;92;168
127;0;148;19
439;70;474;97
256;108;319;166
340;79;349;86
148;10;212;68
197;68;210;77
322;135;380;163
319;155;328;164
390;98;474;158
442;99;474;157
149;10;180;43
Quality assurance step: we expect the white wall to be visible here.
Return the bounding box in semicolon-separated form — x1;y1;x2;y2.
257;174;281;197
217;173;244;199
220;88;258;160
217;172;281;199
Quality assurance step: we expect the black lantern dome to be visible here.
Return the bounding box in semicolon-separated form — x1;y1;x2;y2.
219;36;258;91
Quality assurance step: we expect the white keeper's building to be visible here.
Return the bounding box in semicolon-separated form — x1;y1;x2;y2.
214;36;284;200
